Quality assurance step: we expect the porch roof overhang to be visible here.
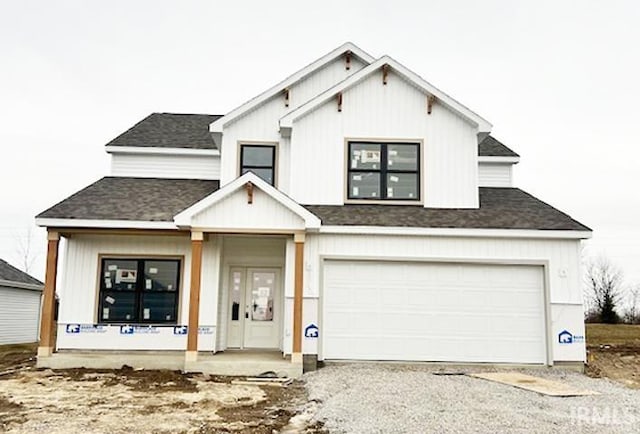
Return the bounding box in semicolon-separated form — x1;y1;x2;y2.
173;172;321;233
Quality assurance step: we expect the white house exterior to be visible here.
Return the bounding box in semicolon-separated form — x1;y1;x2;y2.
0;259;43;345
35;43;591;375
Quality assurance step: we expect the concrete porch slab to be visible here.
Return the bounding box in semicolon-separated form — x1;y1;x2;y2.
37;351;185;371
37;350;303;378
186;350;303;378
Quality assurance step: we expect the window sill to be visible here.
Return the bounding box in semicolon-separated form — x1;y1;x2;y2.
344;199;424;206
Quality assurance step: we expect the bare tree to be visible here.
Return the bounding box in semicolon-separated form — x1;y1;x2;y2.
584;256;623;323
624;285;640;324
14;226;38;274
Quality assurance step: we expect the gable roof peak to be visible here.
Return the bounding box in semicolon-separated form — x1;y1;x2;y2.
209;42;375;135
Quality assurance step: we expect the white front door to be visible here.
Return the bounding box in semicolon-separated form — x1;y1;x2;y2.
227;267;280;349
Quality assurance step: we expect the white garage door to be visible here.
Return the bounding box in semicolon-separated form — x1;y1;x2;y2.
322;261;546;364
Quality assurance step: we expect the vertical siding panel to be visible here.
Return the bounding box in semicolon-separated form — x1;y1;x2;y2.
290;70;479;207
315;234;582;304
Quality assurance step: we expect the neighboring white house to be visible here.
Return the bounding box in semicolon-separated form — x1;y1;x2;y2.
35;43;591;375
0;259;43;345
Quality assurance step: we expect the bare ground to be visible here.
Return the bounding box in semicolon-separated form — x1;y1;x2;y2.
0;344;325;434
585;323;640;389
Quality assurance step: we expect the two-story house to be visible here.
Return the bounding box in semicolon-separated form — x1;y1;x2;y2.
35;43;591;376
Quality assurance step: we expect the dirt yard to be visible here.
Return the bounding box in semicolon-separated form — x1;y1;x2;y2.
0;345;324;434
585;323;640;389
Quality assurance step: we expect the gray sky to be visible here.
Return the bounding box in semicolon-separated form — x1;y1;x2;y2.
1;0;638;292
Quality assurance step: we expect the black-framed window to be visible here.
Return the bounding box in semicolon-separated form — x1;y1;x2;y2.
98;258;180;324
240;144;276;185
348;142;420;200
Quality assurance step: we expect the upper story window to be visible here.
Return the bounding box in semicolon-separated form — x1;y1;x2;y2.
240;144;276;185
98;258;181;324
348;141;420;201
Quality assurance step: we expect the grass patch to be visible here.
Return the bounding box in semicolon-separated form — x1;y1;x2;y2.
586;323;640;347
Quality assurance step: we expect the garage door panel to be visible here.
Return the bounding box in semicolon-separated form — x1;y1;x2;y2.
322;261;546;364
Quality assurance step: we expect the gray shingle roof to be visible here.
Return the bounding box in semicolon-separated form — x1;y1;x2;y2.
106;113;223;149
478;135;520;157
37;177;589;232
106;114;519;158
0;259;43;286
37;177;220;221
304;188;590;231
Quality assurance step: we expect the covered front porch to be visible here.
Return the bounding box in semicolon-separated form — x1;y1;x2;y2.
36;173;321;378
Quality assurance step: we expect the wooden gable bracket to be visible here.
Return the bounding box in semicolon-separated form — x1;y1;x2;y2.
427;94;437;115
337;92;343;112
382;64;389;85
283;88;290;108
245;181;254;204
345;50;351;70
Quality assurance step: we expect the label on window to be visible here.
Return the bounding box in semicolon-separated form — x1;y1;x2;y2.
351;159;358;168
103;308;109;319
148;267;158;274
389;149;398;156
387;187;394;197
143;308;150;319
371;191;377;197
167;284;173;290
390;175;399;183
105;296;115;305
352;174;362;181
105;279;112;289
104;272;110;278
108;265;117;271
352;186;359;196
146;279;152;290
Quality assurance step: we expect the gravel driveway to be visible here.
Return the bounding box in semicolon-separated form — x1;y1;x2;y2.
304;363;640;434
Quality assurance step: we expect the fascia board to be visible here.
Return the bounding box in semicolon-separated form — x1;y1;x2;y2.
478;156;520;164
319;226;592;240
0;279;43;291
105;146;219;156
35;218;178;230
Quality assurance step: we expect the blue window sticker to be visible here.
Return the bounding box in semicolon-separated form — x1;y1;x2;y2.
305;323;319;338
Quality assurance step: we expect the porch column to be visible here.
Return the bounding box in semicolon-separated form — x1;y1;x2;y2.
186;231;204;362
38;230;59;358
292;232;305;364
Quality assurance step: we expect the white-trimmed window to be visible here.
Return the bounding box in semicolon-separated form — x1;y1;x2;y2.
348;141;420;201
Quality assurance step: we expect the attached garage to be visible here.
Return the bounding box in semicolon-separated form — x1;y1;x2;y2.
322;260;548;364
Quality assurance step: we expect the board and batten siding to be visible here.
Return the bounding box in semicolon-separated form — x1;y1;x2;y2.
57;234;221;351
289;70;479;207
111;153;220;180
478;162;513;187
220;56;368;189
0;285;41;344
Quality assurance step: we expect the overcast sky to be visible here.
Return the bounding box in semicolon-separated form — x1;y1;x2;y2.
1;1;638;292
